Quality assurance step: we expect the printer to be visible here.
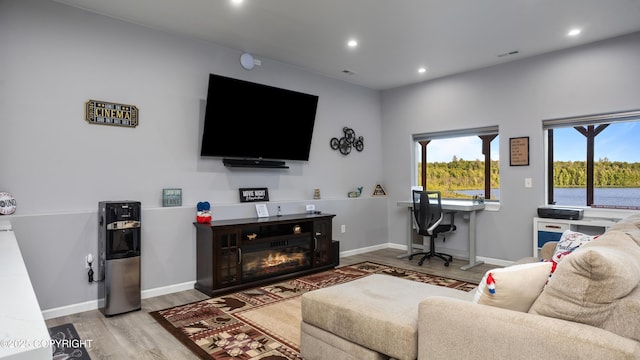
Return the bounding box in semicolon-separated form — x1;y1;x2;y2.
537;206;584;220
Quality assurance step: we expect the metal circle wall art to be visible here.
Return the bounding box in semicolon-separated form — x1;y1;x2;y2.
330;127;364;155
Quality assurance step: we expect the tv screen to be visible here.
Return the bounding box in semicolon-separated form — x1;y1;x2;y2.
200;74;319;162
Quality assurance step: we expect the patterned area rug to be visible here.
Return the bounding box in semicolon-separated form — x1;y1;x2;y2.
150;261;477;360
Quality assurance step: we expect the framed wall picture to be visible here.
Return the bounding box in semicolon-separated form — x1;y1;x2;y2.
509;136;530;166
162;188;182;207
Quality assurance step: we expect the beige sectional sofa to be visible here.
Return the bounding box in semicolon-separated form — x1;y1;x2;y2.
301;213;640;359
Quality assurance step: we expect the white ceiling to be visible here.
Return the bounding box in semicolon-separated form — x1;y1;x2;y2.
54;0;640;90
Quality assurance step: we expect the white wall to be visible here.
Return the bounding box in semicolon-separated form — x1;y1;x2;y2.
381;32;640;262
0;0;386;312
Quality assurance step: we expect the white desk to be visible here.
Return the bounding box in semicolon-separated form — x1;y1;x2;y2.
397;200;485;270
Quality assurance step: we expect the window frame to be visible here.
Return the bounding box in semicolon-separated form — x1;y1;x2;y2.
413;126;499;201
543;109;640;207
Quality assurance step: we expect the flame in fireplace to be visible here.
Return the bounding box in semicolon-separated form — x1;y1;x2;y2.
243;249;309;276
263;251;305;268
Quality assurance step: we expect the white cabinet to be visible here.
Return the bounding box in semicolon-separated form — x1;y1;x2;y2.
0;221;52;360
532;216;620;257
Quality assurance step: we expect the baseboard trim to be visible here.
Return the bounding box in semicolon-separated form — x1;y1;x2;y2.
387;243;512;267
477;256;513;267
42;300;99;320
339;243;390;257
142;280;196;299
44;243;513;319
42;280;196;320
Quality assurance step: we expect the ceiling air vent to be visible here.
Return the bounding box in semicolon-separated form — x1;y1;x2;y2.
497;50;520;58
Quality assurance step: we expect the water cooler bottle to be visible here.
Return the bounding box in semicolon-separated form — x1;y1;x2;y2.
98;201;141;316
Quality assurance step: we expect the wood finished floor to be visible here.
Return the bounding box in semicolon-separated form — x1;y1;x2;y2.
45;248;497;359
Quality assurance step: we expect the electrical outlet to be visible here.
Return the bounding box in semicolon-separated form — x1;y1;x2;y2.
85;254;93;269
341;224;346;233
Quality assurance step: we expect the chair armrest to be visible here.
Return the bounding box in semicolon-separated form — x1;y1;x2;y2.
417;296;640;360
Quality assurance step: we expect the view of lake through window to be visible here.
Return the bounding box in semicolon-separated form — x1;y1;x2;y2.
549;121;640;208
417;118;640;208
416;134;499;200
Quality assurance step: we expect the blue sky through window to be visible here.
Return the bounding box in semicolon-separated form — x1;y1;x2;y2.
426;136;499;163
553;122;640;162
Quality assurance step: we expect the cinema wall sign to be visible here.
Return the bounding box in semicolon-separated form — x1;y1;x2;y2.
85;99;139;128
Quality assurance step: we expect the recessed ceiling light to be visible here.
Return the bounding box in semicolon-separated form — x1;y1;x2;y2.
568;28;581;37
231;0;243;5
347;39;358;48
418;67;427;74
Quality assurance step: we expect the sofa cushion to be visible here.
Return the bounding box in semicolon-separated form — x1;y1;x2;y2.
529;229;640;341
472;262;552;312
301;274;472;360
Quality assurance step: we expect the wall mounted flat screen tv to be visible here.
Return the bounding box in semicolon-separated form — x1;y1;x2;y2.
200;73;319;164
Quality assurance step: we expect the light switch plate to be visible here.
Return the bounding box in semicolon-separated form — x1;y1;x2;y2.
525;178;532;188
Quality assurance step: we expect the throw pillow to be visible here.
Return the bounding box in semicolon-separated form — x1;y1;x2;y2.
472;262;553;312
551;230;598;264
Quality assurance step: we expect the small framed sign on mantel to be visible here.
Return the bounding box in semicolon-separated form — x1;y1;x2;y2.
239;188;269;203
255;204;269;218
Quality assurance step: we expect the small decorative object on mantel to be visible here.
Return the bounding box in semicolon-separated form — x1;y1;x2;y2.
255;203;269;218
348;186;363;198
0;192;17;215
372;184;387;197
85;99;139;128
247;233;258;240
239;188;269;202
163;188;182;207
330;127;364;155
196;202;212;223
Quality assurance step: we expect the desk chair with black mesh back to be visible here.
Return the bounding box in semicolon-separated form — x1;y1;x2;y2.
409;190;456;267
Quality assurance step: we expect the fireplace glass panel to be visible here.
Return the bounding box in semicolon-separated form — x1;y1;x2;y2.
242;237;311;280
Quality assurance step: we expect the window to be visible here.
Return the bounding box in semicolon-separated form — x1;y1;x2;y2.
414;126;499;201
544;110;640;208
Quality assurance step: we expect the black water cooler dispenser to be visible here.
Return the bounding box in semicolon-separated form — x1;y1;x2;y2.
98;201;141;316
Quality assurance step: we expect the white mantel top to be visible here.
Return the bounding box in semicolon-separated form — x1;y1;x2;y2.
0;221;52;359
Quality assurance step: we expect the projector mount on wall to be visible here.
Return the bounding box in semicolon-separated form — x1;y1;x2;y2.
330;127;364;155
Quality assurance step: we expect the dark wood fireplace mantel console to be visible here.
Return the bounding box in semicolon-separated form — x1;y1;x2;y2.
194;213;337;296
